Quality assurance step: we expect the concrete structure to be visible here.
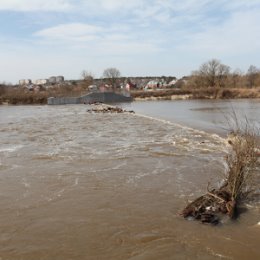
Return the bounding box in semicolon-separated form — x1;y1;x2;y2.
48;97;79;105
48;92;132;105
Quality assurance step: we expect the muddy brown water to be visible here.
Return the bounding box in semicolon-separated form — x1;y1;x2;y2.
0;101;259;260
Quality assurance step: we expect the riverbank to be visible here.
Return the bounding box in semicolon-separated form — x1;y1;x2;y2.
0;87;260;105
0;91;48;105
132;87;260;101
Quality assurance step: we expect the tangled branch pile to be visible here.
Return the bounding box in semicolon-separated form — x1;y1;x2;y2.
181;117;259;225
87;103;135;114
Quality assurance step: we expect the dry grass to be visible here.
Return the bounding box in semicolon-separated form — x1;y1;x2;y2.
132;87;260;100
0;88;48;105
225;113;259;202
0;85;88;105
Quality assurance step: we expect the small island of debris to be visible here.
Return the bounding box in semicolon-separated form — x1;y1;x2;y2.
87;103;135;114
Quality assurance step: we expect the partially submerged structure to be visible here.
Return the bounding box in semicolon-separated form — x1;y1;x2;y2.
47;91;132;105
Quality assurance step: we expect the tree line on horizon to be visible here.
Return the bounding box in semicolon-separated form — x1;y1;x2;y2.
81;60;260;89
1;59;260;90
184;59;260;89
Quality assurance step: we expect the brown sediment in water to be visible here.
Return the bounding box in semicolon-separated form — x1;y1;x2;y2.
0;105;259;259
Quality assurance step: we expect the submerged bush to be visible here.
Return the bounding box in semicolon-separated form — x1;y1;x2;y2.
181;112;259;224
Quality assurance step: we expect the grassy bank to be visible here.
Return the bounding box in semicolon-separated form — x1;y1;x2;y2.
1;86;260;105
0;90;48;105
132;87;260;101
0;86;85;105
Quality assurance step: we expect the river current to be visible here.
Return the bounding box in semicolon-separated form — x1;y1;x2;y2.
0;100;259;259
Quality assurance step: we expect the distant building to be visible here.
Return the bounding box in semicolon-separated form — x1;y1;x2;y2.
88;85;98;92
168;79;177;86
32;79;49;85
49;76;57;84
19;79;31;86
19;75;64;87
145;80;160;89
56;76;64;83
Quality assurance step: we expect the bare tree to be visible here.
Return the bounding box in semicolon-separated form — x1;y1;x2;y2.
200;59;219;87
195;59;230;88
230;69;243;88
81;70;94;87
0;84;7;96
103;67;121;89
189;70;207;88
247;65;259;88
217;63;230;88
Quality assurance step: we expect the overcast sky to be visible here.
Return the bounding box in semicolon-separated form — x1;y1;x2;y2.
1;0;260;83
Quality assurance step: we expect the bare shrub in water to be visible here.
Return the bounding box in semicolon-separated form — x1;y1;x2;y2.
181;112;259;224
225;113;259;202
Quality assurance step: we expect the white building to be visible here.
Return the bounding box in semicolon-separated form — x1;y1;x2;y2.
49;76;57;84
32;79;49;85
56;76;64;83
19;79;31;85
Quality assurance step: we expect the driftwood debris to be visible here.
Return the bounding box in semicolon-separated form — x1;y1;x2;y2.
180;184;236;225
87;103;135;114
181;125;259;225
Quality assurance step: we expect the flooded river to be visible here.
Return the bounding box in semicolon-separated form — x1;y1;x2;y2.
0;100;259;259
129;99;260;136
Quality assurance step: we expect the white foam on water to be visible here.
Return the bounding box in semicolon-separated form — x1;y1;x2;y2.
127;163;165;184
0;145;23;153
206;247;232;259
89;161;127;174
73;177;79;186
46;189;65;202
22;178;31;188
133;112;227;145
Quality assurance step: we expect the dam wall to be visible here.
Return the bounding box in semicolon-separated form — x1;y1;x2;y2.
47;92;132;105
